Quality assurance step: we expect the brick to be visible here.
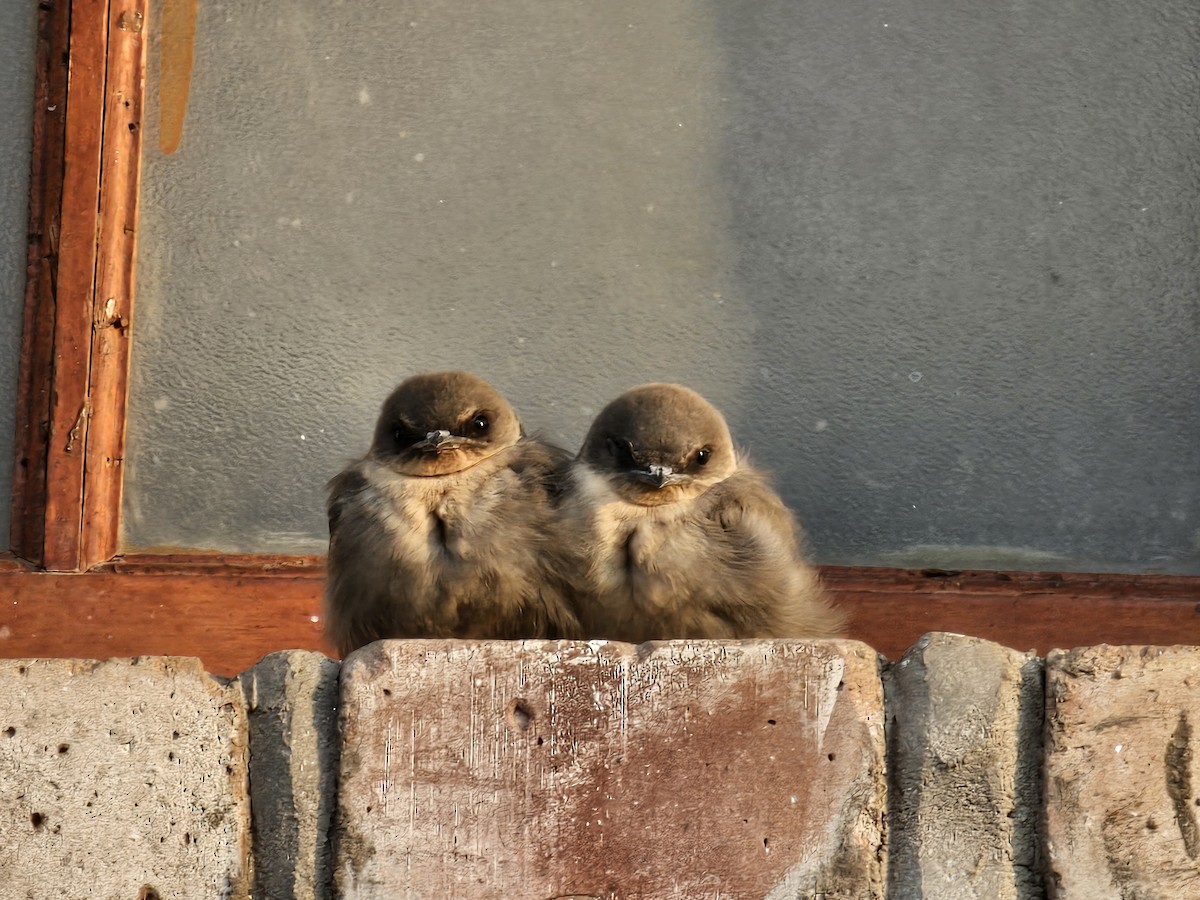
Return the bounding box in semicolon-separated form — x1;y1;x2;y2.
0;656;251;898
1045;645;1200;898
335;639;885;900
240;650;341;900
885;633;1043;900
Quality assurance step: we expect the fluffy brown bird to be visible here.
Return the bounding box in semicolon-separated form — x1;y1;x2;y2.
562;383;844;643
324;371;582;656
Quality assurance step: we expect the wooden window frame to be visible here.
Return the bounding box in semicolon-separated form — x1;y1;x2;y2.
3;2;1197;676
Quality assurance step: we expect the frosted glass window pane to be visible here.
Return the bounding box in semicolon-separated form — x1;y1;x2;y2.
0;6;38;552
125;0;1200;573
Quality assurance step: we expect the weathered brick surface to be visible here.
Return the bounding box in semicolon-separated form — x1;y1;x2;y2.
885;632;1043;900
1045;645;1200;898
240;650;341;900
335;639;885;900
0;656;251;899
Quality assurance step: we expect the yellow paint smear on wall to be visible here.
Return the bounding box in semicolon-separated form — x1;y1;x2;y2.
159;0;198;154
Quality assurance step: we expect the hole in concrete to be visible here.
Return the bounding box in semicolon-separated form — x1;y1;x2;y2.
1146;818;1158;831
30;811;44;830
767;719;777;725
3;727;14;737
382;688;393;698
762;837;770;851
17;666;26;675
827;753;836;762
182;832;190;844
138;886;161;900
836;680;844;691
536;736;544;746
57;743;69;754
171;731;180;739
507;699;535;731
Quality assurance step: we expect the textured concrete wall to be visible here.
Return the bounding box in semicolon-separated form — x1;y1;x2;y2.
239;650;340;900
124;0;1200;574
0;657;252;898
1045;645;1200;898
886;633;1043;899
4;635;1200;898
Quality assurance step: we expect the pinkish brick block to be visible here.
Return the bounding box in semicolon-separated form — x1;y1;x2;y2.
335;639;885;899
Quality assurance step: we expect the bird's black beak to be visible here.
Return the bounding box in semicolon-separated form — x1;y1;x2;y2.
413;429;466;452
631;465;685;488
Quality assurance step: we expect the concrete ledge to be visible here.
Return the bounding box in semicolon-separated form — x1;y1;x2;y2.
8;636;1200;898
1044;644;1200;899
240;649;341;900
0;656;251;898
885;632;1043;900
335;639;886;899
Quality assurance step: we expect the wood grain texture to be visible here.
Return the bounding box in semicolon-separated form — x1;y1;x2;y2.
81;0;149;568
828;567;1200;658
41;0;111;571
0;556;331;677
13;1;149;572
0;559;1195;677
10;0;71;564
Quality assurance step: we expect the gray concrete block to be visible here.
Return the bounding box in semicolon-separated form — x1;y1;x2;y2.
0;656;251;899
1044;644;1200;899
240;650;341;900
885;632;1044;899
335;639;885;900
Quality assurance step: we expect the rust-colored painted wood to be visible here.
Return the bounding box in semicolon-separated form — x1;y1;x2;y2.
13;1;148;572
98;552;327;576
81;0;149;567
0;557;332;677
828;567;1200;659
0;560;1195;677
41;0;111;572
10;0;71;564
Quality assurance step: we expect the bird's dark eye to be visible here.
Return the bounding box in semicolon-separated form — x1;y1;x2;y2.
391;422;421;448
606;437;636;468
471;413;490;434
696;448;711;466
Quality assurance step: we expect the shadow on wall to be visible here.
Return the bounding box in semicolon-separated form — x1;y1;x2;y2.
711;0;1200;575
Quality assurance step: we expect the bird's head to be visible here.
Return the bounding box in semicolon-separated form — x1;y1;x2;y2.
370;371;522;476
579;383;736;505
